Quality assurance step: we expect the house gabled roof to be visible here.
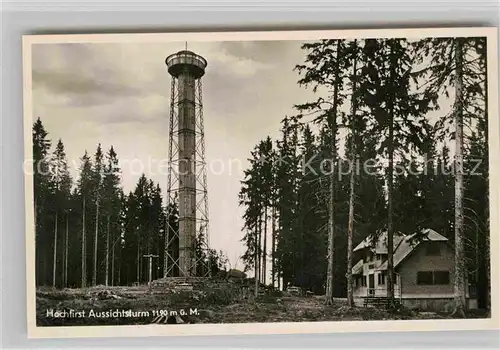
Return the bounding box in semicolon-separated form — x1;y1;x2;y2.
352;259;364;275
376;229;448;271
351;228;448;274
353;230;405;254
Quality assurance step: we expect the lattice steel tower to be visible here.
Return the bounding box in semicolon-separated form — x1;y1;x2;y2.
164;49;211;278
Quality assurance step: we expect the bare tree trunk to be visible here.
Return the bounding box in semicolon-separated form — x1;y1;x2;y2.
52;211;59;288
326;39;341;305
64;212;69;287
81;196;86;288
117;234;122;285
271;205;276;288
387;121;395;305
262;207;268;285
35;199;39;285
254;222;259;297
346;39;358;308
347;165;355;307
111;238;116;287
93;198;99;286
386;42;396;308
258;214;262;284
254;214;264;297
453;38;467;317
137;239;141;284
105;214;110;287
482;42;490;312
326;163;335;305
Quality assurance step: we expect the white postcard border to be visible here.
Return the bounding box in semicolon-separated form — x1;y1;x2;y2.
22;26;500;338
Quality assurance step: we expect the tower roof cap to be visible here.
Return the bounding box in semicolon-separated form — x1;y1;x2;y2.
166;50;207;78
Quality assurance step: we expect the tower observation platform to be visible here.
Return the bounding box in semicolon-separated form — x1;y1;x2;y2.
165;50;207;79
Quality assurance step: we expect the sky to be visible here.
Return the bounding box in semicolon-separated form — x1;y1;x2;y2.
31;39;318;270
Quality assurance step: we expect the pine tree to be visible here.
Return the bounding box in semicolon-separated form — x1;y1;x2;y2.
50;139;72;287
274;117;301;291
259;137;274;285
295;125;325;293
295;39;349;304
76;151;93;288
362;38;435;307
151;183;164;281
91;144;104;286
239;144;264;295
102;146;121;286
32;118;52;286
345;39;361;307
414;36;488;315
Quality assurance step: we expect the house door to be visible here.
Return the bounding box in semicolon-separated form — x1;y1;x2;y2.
368;274;375;296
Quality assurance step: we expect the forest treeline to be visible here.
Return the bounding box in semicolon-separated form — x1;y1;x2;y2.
238;37;489;314
32;119;226;289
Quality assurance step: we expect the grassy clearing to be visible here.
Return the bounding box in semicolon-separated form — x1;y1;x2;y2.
36;285;489;327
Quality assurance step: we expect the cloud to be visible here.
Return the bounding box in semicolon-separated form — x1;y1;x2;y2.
31;39;317;267
210;52;273;78
217;40;299;64
33;70;141;101
208;41;280;78
32;43;150;108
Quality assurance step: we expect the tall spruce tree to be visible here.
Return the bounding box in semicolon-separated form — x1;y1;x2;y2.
50;139;72;287
414;36;488;315
77;151;93;287
362;38;435;307
274;117;301;291
32;118;52;286
239;143;264;296
102;146;121;286
91;144;104;286
295;39;349;304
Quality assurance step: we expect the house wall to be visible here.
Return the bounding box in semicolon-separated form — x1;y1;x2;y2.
353;240;477;311
402;298;477;311
353;274;401;297
397;241;455;297
353;254;401;298
353;283;367;298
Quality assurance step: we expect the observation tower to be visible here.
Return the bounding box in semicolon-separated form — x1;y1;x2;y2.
164;49;211;278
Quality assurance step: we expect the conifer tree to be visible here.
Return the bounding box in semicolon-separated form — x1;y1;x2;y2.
51;139;72;287
92;144;104;286
362;38;435;307
77;151;93;287
32;118;52;285
102;146;121;286
295;39;349;304
414;36;488;315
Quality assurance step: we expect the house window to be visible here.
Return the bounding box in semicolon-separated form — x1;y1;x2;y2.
434;271;450;285
417;271;434;285
362;276;367;287
426;244;440;256
417;271;450;285
378;272;386;285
